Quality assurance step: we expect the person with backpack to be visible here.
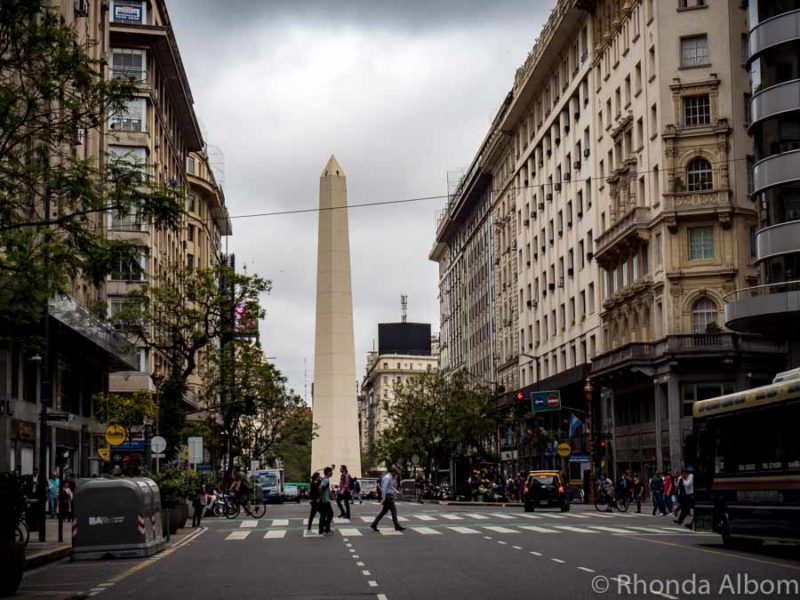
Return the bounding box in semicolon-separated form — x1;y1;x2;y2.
336;465;352;519
307;472;321;533
351;476;363;504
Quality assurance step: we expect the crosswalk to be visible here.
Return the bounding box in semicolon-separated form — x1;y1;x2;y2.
221;510;697;541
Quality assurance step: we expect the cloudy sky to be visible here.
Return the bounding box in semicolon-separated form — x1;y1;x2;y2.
168;0;551;398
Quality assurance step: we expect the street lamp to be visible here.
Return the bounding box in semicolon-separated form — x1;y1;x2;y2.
584;377;595;504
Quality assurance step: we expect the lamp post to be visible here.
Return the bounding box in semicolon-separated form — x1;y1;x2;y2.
151;369;164;472
584;377;595;504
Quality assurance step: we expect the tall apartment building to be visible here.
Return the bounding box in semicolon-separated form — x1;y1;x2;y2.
431;0;787;479
724;0;800;366
0;0;229;476
358;323;439;473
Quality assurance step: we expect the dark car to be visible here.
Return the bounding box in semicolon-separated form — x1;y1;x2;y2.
524;471;570;512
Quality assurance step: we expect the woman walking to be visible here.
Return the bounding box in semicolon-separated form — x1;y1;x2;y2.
307;472;321;533
318;467;334;536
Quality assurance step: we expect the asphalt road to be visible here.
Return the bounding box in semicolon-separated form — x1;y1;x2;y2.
16;500;800;600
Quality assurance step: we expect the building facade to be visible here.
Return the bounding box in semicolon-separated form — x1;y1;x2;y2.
724;0;800;367
431;0;787;481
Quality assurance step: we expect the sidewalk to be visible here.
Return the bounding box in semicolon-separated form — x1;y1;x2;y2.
24;519;72;571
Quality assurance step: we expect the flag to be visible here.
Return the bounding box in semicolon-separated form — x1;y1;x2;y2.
568;413;582;438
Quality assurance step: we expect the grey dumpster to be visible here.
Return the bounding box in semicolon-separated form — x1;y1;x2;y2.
71;477;167;560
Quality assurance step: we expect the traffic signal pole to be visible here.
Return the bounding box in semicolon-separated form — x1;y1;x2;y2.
584;377;595;504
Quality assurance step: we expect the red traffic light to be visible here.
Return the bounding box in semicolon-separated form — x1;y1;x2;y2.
516;392;524;401
600;440;607;448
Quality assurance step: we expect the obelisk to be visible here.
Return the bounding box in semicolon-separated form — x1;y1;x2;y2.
311;155;361;477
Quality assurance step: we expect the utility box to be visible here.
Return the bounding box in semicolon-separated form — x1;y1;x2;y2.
71;477;167;560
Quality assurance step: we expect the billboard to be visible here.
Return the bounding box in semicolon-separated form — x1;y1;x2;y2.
378;323;431;356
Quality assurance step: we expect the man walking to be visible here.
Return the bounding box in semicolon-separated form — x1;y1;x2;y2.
650;472;667;516
675;469;695;529
371;466;405;532
319;467;334;536
336;465;352;520
663;472;674;513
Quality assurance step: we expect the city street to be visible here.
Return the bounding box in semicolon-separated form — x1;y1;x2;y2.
17;501;800;600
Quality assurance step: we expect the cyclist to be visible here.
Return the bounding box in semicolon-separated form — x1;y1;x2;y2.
598;474;616;512
229;466;251;508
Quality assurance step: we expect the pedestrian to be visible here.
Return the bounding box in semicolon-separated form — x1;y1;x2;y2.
191;482;206;527
336;465;352;519
59;476;74;522
632;473;644;513
307;472;321;533
319;467;334;536
650;472;667;516
663;472;674;513
370;466;405;532
674;469;695;528
48;471;59;518
616;471;630;503
352;476;363;504
415;473;424;504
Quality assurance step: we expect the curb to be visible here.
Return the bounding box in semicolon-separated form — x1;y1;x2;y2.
24;545;71;571
438;501;524;507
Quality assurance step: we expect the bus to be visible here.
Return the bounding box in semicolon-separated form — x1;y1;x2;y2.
690;368;800;548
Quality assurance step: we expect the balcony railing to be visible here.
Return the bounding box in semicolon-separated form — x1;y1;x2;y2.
723;279;800;302
594;206;651;262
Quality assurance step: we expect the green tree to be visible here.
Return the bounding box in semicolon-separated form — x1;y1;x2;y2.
373;370;497;478
92;389;157;436
113;264;270;455
0;0;183;344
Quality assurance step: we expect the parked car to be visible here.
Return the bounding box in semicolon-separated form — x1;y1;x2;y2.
359;478;379;500
523;470;570;512
400;479;416;499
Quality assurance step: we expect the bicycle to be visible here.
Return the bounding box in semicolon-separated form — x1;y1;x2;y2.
594;489;629;512
223;492;266;519
15;515;29;546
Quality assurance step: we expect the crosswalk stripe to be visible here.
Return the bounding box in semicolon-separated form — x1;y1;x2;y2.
271;519;289;527
448;526;480;534
396;516;409;522
464;513;490;520
240;520;258;528
589;526;631;534
488;513;515;520
338;528;362;537
225;531;250;540
629;526;676;534
562;513;589;519
303;530;320;538
518;513;543;519
379;529;402;536
440;514;464;520
410;527;440;535
553;525;596;533
518;525;556;533
412;514;436;521
542;514;567;519
264;529;286;539
590;513;616;518
483;526;518;534
360;517;374;523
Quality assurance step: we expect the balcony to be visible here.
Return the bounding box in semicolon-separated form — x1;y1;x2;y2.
753;149;800;195
663;190;732;231
594;206;651;268
756;220;800;263
750;79;800;129
724;280;800;336
748;9;800;62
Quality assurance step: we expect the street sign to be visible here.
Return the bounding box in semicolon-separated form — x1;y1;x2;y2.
150;436;167;454
45;411;73;423
188;436;203;464
113;440;145;451
411;454;420;466
153;452;166;459
105;424;127;446
557;443;572;457
98;447;111;462
531;390;561;412
250;460;260;472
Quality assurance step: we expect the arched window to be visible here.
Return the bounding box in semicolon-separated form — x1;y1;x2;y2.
692;297;718;333
686;157;713;191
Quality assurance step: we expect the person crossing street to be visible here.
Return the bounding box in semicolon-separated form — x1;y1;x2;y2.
371;466;405;532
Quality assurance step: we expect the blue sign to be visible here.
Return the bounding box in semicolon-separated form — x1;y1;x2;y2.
196;464;212;471
531;390;561;412
112;440;145;451
569;453;590;462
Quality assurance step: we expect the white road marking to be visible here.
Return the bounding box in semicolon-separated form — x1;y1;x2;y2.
464;513;490;520
488;512;515;520
629;526;677;534
448;526;480;534
339;528;362;537
529;551;542;556
577;567;596;573
518;514;543;519
512;545;523;550
542;514;567;519
368;581;378;588
562;513;589;519
396;516;409;522
377;595;388;600
357;561;365;567
362;570;371;576
225;531;250;540
590;513;616;518
353;555;360;559
271;519;289;527
410;527;441;535
412;514;436;521
518;525;556;533
379;529;402;536
483;526;519;534
497;540;507;545
551;558;566;564
588;526;631;534
360;517;375;523
553;525;597;534
240;520;258;528
440;514;464;520
303;530;320;538
263;529;286;539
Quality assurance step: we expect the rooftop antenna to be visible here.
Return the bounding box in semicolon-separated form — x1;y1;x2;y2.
401;294;408;323
303;357;308;405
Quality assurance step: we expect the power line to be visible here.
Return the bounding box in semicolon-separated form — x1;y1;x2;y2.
227;154;756;220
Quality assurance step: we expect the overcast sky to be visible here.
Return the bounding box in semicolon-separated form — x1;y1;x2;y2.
168;0;550;398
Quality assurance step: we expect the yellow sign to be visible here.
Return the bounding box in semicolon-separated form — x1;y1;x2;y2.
182;447;189;461
98;447;111;462
105;424;127;446
557;443;572;458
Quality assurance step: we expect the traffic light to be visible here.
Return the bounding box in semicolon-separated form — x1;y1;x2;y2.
516;392;525;401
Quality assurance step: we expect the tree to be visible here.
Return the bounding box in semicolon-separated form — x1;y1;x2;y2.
0;0;183;344
373;370;497;479
113;264;270;454
92;389;157;436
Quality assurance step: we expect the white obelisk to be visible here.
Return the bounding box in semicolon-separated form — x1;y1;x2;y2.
311;155;361;477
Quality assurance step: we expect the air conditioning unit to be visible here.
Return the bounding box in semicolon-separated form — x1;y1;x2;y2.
554;183;562;192
564;172;571;181
524;219;530;227
526;300;533;308
546;149;552;157
567;220;573;227
532;300;538;308
546;193;553;202
538;202;545;210
526;260;531;266
577;210;583;218
554;137;561;145
538;160;544;168
564;124;570;133
558;229;563;237
574;111;581;121
568;267;574;276
586;251;594;261
549;283;556;290
583;148;590;158
574;160;581;170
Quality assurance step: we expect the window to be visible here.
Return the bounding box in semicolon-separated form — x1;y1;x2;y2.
655;231;663;266
681;35;709;68
111;48;146;80
110;0;146;24
688;226;714;260
110;203;142;230
679;0;707;8
110;97;146;132
187;156;195;174
635;62;642;94
110;252;145;281
108;145;147;180
187;193;196;213
749;225;757;259
681;382;732;417
588;283;596;314
683;95;710;126
188;224;195;242
686;157;713;191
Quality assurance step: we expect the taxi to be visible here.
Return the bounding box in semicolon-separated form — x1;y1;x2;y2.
523;470;570;512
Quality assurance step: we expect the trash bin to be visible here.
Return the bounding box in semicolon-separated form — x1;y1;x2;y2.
25;499;40;532
71;478;167;560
